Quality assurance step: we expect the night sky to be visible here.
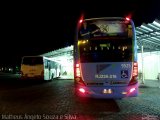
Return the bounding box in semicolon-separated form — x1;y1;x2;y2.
1;0;160;66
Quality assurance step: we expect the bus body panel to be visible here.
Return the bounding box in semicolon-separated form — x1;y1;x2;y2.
76;82;139;99
80;62;132;86
21;64;44;79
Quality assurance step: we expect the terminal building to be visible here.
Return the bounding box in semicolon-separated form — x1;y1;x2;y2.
41;19;160;84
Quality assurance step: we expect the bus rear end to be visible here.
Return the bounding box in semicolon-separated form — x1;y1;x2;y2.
74;17;138;99
20;56;44;80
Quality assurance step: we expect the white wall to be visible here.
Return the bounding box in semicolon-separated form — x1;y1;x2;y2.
138;51;160;80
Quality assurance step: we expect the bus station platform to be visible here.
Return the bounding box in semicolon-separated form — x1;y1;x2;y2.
139;79;160;88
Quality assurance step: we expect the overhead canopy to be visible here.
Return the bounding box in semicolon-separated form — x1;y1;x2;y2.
40;45;73;64
136;19;160;52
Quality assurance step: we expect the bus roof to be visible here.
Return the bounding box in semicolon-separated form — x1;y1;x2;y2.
84;17;127;21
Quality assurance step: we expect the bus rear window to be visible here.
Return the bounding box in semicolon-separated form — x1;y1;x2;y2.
78;19;130;39
22;57;43;65
79;38;132;62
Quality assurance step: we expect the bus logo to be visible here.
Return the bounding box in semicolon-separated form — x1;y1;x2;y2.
100;24;109;33
121;70;128;78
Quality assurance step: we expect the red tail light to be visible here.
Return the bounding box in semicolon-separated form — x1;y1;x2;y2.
79;19;83;23
129;62;138;85
75;63;86;86
125;17;130;21
76;63;81;77
133;62;138;77
78;14;84;29
79;88;85;93
129;87;136;93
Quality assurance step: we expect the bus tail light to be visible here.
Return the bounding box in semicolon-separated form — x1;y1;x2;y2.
79;19;83;23
75;63;86;86
77;14;84;29
125;17;130;21
76;63;81;77
79;88;85;93
129;62;138;85
129;87;136;93
133;62;138;77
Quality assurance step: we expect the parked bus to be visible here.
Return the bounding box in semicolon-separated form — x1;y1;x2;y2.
74;17;138;99
20;56;61;80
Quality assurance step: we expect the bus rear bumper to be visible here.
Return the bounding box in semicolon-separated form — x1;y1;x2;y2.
75;83;139;99
20;75;44;80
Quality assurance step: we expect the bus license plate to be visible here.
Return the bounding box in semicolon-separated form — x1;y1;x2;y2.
103;89;113;94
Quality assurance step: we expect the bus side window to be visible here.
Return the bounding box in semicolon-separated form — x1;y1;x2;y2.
45;60;48;68
48;61;51;70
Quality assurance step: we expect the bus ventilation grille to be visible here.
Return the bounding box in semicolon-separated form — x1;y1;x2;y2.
86;83;104;86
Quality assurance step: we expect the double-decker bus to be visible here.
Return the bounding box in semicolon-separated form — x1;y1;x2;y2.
20;56;61;80
74;17;138;99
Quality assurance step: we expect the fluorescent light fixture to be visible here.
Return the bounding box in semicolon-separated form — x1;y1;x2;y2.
137;27;149;33
136;30;143;34
151;37;160;41
153;21;160;27
155;32;160;35
142;39;158;45
148;24;160;30
141;25;153;31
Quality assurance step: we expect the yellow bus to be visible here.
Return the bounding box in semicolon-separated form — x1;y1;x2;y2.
20;56;61;80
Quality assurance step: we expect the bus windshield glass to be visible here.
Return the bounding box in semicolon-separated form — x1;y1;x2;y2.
22;57;43;65
79;38;132;62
